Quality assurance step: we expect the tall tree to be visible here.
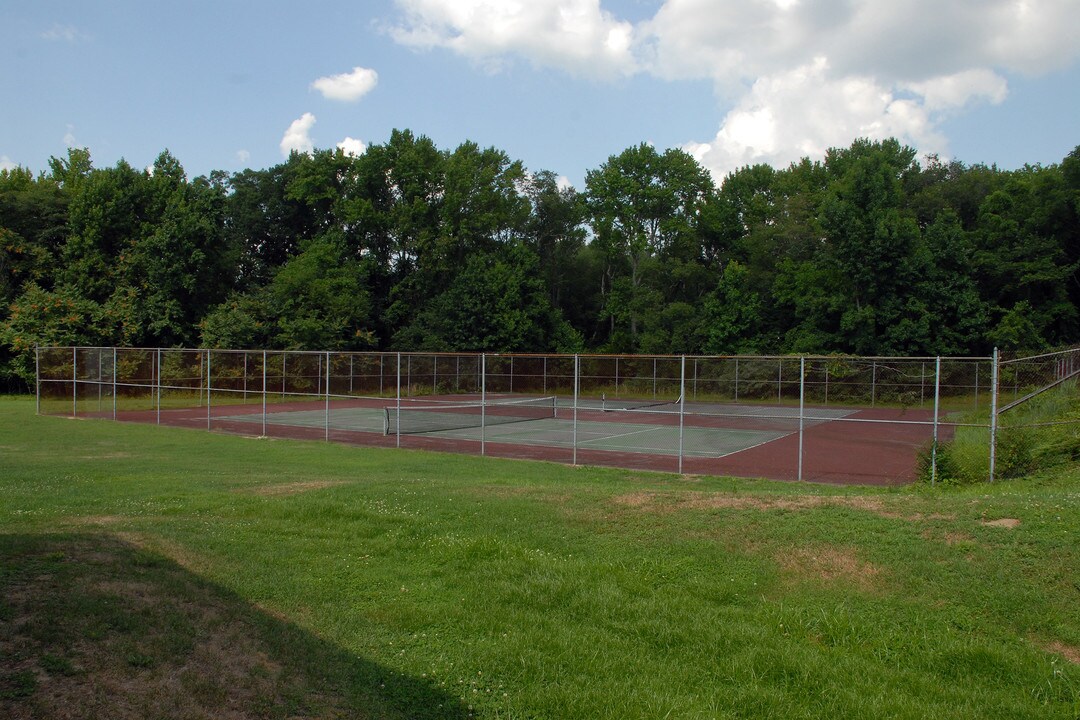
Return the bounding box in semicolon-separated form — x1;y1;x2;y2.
973;165;1078;348
585;144;713;348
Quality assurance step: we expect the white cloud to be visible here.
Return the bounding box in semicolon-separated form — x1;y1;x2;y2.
337;137;367;156
640;0;1080;84
0;155;16;172
685;58;949;181
389;0;637;78
280;113;316;157
902;69;1008;113
312;66;379;102
63;125;77;147
388;0;1080;181
236;149;251;164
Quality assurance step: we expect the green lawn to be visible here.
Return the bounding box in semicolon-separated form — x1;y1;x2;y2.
1;395;1078;719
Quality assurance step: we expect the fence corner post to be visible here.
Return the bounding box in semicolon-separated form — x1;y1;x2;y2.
989;347;999;483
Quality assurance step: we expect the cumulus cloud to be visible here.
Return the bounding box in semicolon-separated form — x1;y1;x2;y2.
388;0;1080;180
684;58;950;180
389;0;637;77
640;0;1080;84
236;149;251;164
337;137;368;156
280;113;317;157
902;69;1008;113
0;155;16;172
63;125;77;147
312;66;379;101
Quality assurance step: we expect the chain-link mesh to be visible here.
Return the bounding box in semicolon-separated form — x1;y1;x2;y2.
42;346;1072;485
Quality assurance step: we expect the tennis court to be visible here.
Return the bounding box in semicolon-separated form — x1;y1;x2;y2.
41;346;1034;484
215;396;855;460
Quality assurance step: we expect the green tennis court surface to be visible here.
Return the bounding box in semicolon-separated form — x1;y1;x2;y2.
217;402;855;459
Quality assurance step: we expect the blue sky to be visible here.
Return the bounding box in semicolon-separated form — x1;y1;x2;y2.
3;0;1078;187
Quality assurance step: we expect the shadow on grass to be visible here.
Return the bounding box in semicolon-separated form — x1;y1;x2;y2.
0;532;470;720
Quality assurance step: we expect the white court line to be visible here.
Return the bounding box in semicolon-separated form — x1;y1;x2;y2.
711;430;794;459
577;424;667;445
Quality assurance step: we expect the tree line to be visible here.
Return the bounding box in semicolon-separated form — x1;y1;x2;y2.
2;131;1078;389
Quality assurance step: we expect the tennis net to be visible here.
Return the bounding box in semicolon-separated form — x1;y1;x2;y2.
601;394;683;412
384;396;558;436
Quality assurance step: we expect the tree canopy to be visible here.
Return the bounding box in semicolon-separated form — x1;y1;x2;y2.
2;136;1078;389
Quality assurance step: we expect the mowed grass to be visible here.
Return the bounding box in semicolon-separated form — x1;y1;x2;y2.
1;396;1079;719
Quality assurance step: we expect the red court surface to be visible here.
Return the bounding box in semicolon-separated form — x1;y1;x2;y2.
93;396;950;486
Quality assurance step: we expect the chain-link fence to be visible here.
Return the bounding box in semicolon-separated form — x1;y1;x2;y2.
36;346;1078;485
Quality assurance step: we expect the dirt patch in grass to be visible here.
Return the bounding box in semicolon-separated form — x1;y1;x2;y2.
242;480;345;497
981;518;1021;529
1045;640;1080;664
777;545;883;592
940;530;977;546
611;490;952;522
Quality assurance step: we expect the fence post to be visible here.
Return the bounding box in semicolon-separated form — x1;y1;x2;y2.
261;350;267;437
678;356;686;475
824;361;829;406
156;348;161;426
573;354;579;466
112;347;117;421
871;361;877;407
325;351;331;441
395;353;401;449
653;357;657;399
206;349;212;431
72;347;77;417
35;345;40;416
931;356;941;486
481;353;487;456
735;357;740;402
798;356;805;481
989;348;999;482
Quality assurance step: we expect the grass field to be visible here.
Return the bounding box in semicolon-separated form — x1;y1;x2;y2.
1;395;1079;719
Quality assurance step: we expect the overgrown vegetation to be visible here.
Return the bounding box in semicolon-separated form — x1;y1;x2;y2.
924;379;1080;485
3;136;1079;390
2;397;1079;718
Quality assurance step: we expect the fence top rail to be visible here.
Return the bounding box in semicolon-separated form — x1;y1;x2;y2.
999;346;1080;365
37;346;997;363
